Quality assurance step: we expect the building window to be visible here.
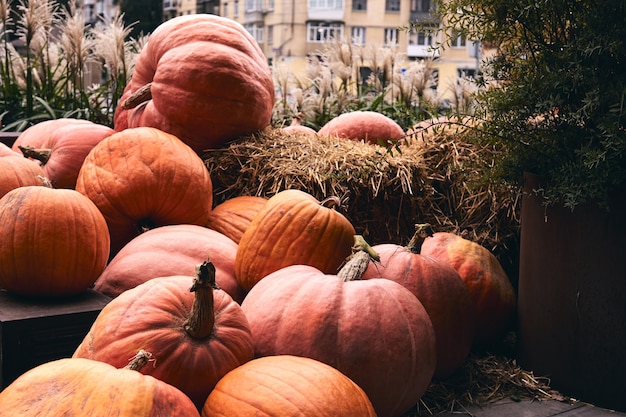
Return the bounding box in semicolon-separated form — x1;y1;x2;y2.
223;2;228;17
353;0;367;11
451;30;466;47
308;0;344;9
245;0;263;12
385;0;400;12
351;26;366;45
410;0;431;13
246;23;264;43
458;68;477;79
267;0;274;11
384;28;398;45
234;0;239;17
307;22;344;43
267;25;274;45
408;26;435;46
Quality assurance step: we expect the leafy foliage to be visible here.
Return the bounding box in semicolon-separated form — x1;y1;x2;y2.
427;0;626;209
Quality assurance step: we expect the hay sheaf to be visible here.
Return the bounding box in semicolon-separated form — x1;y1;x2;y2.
202;125;520;272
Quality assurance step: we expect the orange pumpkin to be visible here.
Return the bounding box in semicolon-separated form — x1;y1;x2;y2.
240;250;436;417
0;185;110;297
0;142;20;156
12;118;114;189
420;229;517;346
0;352;200;417
74;260;254;410
234;189;356;292
0;155;46;199
75;127;213;257
202;355;377;417
206;195;268;244
318;110;405;146
114;14;275;153
94;224;245;303
361;230;475;379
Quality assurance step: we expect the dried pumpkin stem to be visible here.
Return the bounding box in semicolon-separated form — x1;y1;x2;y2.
125;349;155;371
18;145;51;164
183;259;219;340
337;236;379;282
121;83;153;110
406;223;434;254
319;195;341;209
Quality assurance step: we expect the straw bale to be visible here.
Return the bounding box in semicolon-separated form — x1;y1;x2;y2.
202;125;520;274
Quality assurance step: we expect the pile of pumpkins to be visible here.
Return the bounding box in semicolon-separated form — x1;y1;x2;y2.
0;14;516;417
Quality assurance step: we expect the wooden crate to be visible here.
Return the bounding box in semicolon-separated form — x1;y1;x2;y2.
0;289;111;388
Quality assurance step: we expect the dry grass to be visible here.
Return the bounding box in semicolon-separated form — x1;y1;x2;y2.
203;122;521;271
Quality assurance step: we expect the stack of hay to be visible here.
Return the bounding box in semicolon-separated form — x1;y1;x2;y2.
202;123;521;281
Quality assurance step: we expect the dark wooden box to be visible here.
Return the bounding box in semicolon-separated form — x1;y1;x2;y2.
0;289;111;388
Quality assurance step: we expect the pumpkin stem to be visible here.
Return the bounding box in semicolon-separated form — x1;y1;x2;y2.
121;83;153;110
320;195;341;209
406;223;434;254
183;259;219;340
125;349;156;371
18;145;51;165
37;175;54;188
337;236;379;282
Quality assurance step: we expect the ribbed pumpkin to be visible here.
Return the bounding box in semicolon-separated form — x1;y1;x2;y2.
202;355;377;417
234;189;356;292
74;260;254;410
0;142;20;156
94;224;244;303
318;110;405;146
361;230;475;379
0;352;200;417
420;229;517;346
0;185;110;297
240;250;437;417
206;195;268;244
114;14;274;153
0;155;46;199
75;127;213;257
12;118;114;189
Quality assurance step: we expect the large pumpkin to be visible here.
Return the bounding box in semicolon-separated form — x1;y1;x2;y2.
202;355;377;417
318;110;405;146
240;250;437;417
420;229;517;346
361;231;475;379
234;189;356;292
0;352;200;417
0;185;110;297
0;155;46;199
74;260;254;410
12;118;114;189
94;224;244;303
114;14;275;153
206;195;268;244
75;127;213;256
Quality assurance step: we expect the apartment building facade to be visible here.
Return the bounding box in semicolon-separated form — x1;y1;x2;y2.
215;0;486;101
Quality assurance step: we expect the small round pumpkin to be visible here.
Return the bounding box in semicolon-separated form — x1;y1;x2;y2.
206;195;268;244
114;14;275;153
0;352;200;417
234;189;356;292
0;185;110;297
240;250;436;417
0;155;46;199
75;127;213;257
74;260;254;410
202;355;377;417
12;118;114;189
361;230;475;379
318;110;405;146
420;229;517;346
